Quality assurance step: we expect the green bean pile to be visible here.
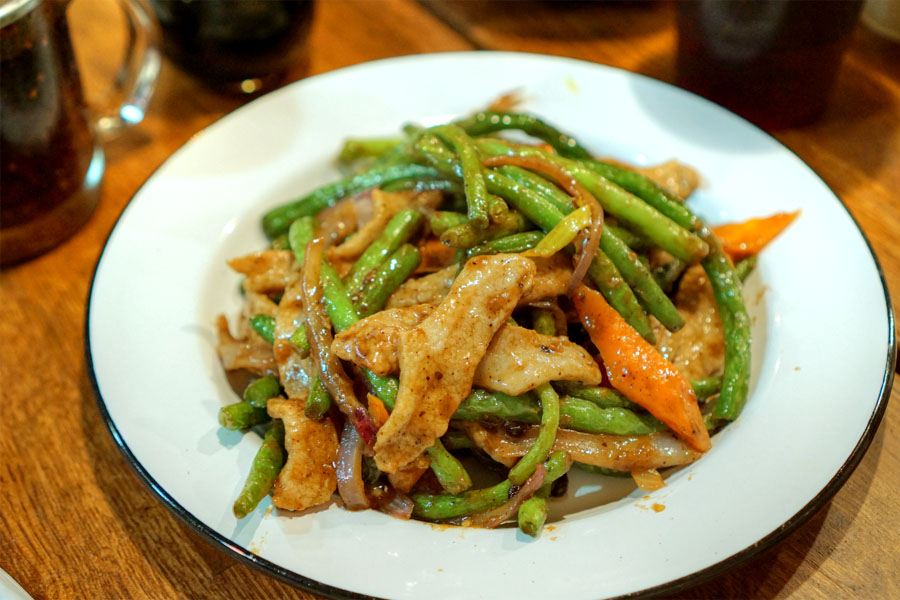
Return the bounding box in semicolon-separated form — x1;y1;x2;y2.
217;109;760;537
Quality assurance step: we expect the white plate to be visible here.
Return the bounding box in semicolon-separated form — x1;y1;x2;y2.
86;52;895;599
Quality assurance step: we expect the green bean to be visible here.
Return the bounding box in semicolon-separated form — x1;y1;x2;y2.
304;379;331;421
508;383;560;485
249;315;275;344
428;211;468;237
440;208;528;249
289;325;310;357
441;429;477;451
420;148;654;340
321;261;360;332
605;223;646;250
284;216;319;358
380;177;460;194
232;420;285;518
586;252;656;343
426;439;472;494
450;391;661;436
702;230;752;421
559;397;665;435
262;163;437;238
338;137;404;164
411;451;569;521
556;379;720;409
356;244;421;317
304;260;355;420
370;141;419;169
735;255;757;281
652;257;687;293
243;375;280;409
270;233;289;250
430;124;491;229
517;487;549;537
466;231;544;258
492;164;574;214
532;308;560;336
344;208;423;295
287;216;318;264
219;401;269;430
553;382;634;409
692;376;723;401
451;389;541;423
475;139;709;263
465;164;655;340
583;159;699;231
600;227;685;332
456;111;592;159
363;370;400;409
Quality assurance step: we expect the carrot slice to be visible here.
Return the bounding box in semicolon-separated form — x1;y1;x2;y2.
415;238;457;274
572;285;711;452
712;211;799;261
367;393;390;429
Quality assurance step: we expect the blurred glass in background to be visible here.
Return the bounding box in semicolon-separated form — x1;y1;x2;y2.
675;0;863;129
862;0;900;41
149;0;314;94
1;0;159;266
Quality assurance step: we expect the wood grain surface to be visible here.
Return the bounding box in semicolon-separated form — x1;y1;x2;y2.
1;1;897;599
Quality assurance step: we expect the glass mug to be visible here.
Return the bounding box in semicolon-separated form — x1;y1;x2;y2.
0;0;160;266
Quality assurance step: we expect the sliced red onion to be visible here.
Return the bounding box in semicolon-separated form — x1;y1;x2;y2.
372;486;415;520
337;420;370;510
317;196;359;247
301;238;376;448
567;201;603;296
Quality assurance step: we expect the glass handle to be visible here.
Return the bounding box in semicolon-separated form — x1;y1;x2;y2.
84;0;161;137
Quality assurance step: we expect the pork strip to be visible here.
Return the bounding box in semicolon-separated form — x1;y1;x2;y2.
374;254;536;472
267;397;338;511
334;304;600;396
228;250;294;294
331;304;434;375
652;264;725;381
473;324;603;395
521;254;572;304
215;315;276;376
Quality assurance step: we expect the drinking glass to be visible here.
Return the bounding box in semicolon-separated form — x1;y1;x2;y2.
1;0;160;266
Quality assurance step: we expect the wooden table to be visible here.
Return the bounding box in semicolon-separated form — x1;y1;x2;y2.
2;1;898;598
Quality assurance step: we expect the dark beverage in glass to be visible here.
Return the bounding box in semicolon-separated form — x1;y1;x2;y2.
150;0;315;93
676;0;863;129
1;0;102;266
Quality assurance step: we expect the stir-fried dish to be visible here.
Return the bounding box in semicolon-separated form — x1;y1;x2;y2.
216;108;798;536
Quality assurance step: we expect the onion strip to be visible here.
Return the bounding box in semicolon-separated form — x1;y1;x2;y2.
337;420;370;510
631;468;666;492
301;238;377;448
